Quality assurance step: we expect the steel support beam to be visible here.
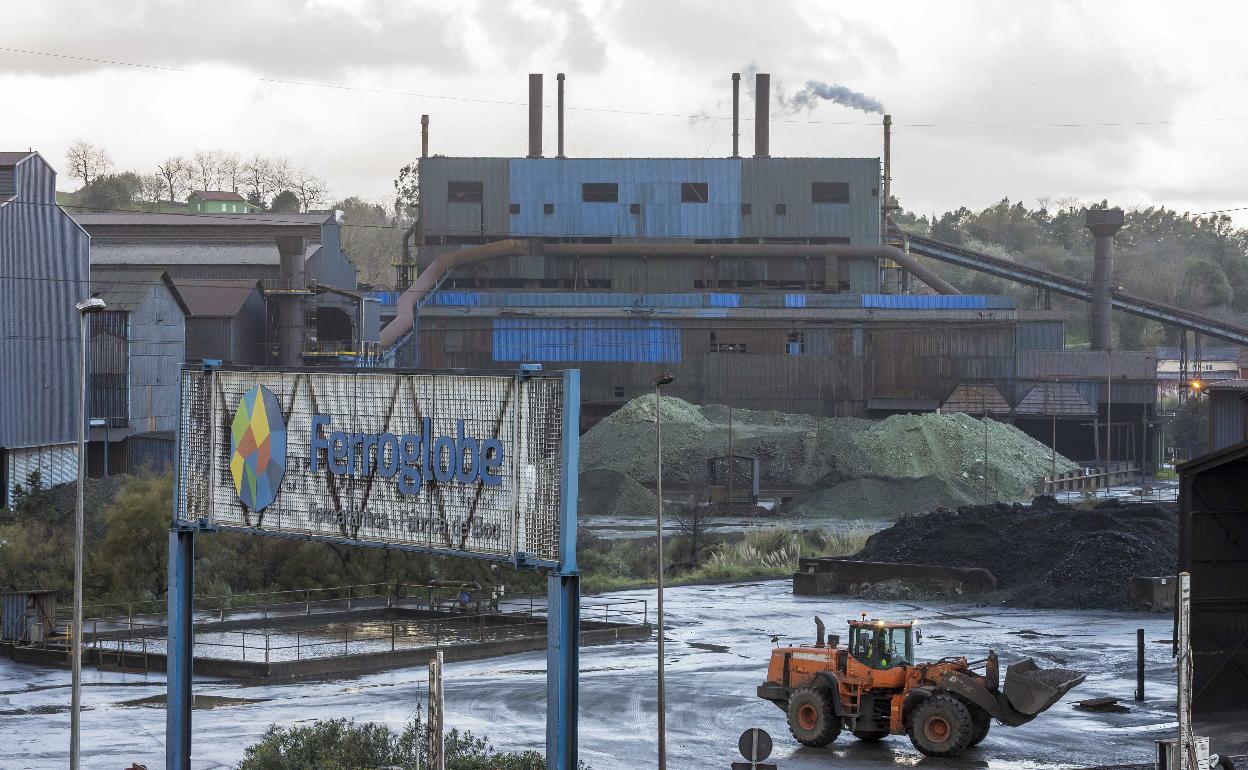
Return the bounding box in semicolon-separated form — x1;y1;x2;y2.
166;527;194;770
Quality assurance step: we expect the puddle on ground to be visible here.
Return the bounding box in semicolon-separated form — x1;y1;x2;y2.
119;694;268;709
686;641;730;653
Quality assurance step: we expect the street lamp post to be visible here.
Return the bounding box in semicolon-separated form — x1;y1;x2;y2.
72;296;106;770
654;371;674;770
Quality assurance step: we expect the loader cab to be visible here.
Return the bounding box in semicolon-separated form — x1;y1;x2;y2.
849;619;915;670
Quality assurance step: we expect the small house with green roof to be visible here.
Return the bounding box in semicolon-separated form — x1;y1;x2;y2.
187;190;257;214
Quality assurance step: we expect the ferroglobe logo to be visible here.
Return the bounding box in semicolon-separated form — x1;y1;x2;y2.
229;385;288;512
310;416;506;494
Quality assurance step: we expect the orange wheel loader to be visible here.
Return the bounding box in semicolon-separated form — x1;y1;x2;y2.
756;616;1085;757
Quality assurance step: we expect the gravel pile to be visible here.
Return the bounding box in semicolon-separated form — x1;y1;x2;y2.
852;496;1178;609
578;469;658;519
580;395;1077;520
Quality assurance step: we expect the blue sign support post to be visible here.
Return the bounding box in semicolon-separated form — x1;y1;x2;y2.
166;526;194;770
546;368;580;769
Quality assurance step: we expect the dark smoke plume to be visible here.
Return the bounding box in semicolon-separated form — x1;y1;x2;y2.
786;80;885;115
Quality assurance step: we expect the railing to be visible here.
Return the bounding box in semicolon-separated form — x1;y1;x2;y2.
1040;462;1141;495
43;586;649;665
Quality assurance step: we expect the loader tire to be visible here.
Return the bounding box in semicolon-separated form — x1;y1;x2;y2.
968;709;991;747
852;729;889;742
787;686;841;747
906;694;974;757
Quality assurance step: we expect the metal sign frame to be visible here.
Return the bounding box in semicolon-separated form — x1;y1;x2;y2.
166;364;580;770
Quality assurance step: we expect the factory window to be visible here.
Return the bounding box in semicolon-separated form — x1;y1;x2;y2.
544;203;555;215
582;183;618;203
447;181;483;203
614;386;625;399
811;182;850;204
629;203;641;215
509;203;521;215
775;203;787;216
787;332;805;356
741;203;752;215
681;182;709;203
709;332;747;354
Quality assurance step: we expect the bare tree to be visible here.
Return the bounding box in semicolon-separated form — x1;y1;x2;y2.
191;150;223;191
242;155;277;208
289;168;328;212
64;140;112;188
218;152;243;193
156;156;190;203
138;173;167;205
266;156;293;195
672;485;713;569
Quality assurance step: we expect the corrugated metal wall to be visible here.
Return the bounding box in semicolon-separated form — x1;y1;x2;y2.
492;318;681;363
508;159;742;238
127;281;185;434
419;158;510;239
4;443;77;507
1016;320;1066;350
89;311;129;420
186;318;231;362
0;154;90;451
740;158;880;244
1209;390;1248;450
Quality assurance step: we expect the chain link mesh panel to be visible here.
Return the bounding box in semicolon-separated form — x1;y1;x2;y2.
176;369;565;563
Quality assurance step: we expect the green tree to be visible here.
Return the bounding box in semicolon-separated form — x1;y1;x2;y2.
270;189;301;213
76;172;144;211
98;475;171;598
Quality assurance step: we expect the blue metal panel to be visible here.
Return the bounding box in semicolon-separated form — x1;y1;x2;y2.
708;293;740;308
785;294;807;308
862;294;991;310
492;319;681;363
546;369;580;767
508;159;742;238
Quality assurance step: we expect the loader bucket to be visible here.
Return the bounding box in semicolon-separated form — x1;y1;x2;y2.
1002;659;1086;716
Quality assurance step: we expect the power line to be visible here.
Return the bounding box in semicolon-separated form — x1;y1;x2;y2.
4;45;1247;130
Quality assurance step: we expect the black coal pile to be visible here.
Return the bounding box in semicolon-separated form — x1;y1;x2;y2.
852;496;1178;610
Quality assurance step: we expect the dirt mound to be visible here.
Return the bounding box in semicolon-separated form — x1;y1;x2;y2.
852;497;1178;609
580;395;1077;520
578;469;657;518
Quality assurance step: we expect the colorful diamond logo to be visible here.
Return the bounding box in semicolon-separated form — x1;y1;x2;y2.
229;385;286;512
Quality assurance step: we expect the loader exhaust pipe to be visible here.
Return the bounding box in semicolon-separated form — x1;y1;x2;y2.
815;616;825;647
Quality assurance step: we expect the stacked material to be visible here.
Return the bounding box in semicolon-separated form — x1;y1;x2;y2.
852;496;1178;609
580;396;1078;520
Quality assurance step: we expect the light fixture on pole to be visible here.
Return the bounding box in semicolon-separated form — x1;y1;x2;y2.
653;371;674;770
72;295;105;770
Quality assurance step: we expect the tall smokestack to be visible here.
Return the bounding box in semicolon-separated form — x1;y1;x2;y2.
556;73;566;158
421;114;429;159
882;114;891;239
1086;208;1125;350
528;73;543;158
731;72;741;158
276;236;307;366
754;72;770;158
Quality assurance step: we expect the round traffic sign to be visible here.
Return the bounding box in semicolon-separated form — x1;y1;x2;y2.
738;728;773;762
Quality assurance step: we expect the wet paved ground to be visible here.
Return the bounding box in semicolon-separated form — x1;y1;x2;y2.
0;580;1212;769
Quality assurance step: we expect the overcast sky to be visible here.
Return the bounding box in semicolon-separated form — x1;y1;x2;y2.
3;0;1247;224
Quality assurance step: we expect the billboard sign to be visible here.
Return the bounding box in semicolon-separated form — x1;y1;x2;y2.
176;368;566;563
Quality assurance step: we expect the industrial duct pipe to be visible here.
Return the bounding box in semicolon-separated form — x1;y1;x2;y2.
276;236;307;366
528;73;543;158
421;114;429;159
754;72;770;158
732;72;741;158
1086;208;1125;350
557;73;566;158
378;240;958;348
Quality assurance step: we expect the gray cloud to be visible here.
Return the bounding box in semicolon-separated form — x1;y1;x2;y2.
785;81;885;115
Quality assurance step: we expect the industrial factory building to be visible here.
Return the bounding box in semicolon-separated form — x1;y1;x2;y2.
378;74;1167;469
71;210;379;366
0;151;91;505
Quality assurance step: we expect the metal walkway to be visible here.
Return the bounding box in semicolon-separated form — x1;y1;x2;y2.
903;232;1248;346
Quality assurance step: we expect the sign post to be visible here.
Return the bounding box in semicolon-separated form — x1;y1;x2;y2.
166;365;579;770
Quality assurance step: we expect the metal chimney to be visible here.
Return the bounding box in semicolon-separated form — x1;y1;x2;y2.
754;72;770;158
556;73;566;158
1086;208;1125;350
275;235;307;366
421;114;429;159
731;72;741;158
528;73;543;158
882;114;892;240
